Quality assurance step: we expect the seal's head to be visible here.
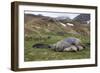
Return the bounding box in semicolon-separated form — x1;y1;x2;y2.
49;44;56;50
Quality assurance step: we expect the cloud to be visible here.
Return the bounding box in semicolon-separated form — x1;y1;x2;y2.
25;11;80;19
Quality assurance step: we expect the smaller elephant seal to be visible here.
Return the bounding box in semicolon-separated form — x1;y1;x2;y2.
50;37;85;52
32;43;50;48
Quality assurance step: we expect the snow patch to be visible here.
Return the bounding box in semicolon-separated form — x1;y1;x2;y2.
60;22;66;27
67;23;74;26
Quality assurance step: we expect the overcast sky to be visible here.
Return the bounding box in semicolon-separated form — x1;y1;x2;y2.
25;11;80;19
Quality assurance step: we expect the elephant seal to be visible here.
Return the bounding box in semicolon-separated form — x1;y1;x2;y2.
50;37;84;52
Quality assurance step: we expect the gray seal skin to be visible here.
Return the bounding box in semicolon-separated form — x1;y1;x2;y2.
51;37;84;52
63;37;80;45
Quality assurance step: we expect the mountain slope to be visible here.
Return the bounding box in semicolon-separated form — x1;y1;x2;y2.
73;14;90;23
24;14;90;38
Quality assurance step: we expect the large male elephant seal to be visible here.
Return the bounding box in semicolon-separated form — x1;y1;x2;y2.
50;37;85;52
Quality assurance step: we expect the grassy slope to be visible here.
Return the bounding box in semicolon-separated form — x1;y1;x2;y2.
24;33;90;61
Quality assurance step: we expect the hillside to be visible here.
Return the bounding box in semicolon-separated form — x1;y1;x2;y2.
24;14;90;38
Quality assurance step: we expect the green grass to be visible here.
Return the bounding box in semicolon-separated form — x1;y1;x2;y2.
24;33;90;61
